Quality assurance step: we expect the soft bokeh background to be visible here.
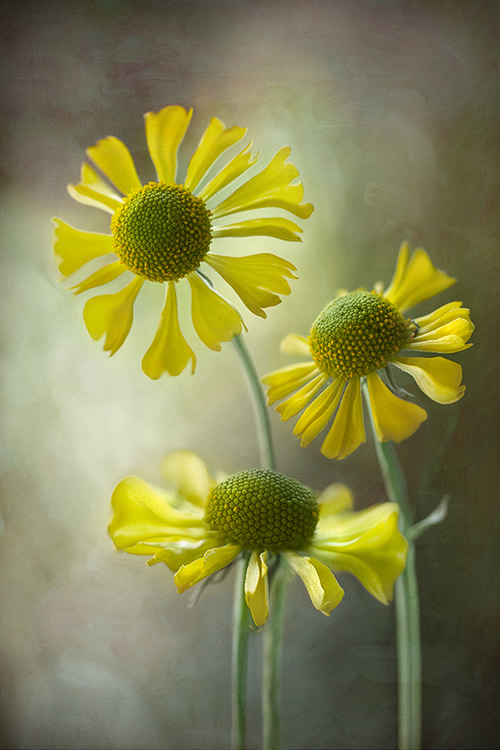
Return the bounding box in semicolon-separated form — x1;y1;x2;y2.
1;1;499;748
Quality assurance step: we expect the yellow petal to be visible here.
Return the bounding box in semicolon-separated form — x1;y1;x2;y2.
148;537;220;570
68;162;123;213
277;372;328;421
320;378;366;460
408;317;474;353
293;378;345;446
162;450;214;507
317;483;354;515
70;261;127;295
52;219;114;277
142;281;196;378
261;362;318;404
280;333;311;357
392;355;465;404
83;276;144;355
212;216;303;242
197;144;257;202
244;551;269;626
414;301;467;331
174;543;241;593
283;551;344;616
109;476;204;555
211;147;314;220
86;136;142;195
366;370;427;442
188;272;245;351
184;117;247;193
205;252;297;318
384;243;456;312
311;504;408;604
144;105;193;183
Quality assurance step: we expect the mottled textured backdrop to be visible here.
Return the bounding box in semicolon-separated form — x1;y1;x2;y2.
1;1;499;748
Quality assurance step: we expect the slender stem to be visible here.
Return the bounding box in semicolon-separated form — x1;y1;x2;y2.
263;559;287;750
363;382;422;750
232;552;252;750
232;333;276;471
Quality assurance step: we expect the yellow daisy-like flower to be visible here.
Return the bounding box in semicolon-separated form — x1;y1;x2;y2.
262;243;474;460
108;451;408;626
53;105;313;377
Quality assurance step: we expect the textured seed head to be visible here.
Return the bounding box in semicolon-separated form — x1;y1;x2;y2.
111;182;212;282
309;291;410;379
205;469;318;551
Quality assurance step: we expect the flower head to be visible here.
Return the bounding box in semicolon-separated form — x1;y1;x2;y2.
53;105;313;377
108;451;408;626
262;243;474;460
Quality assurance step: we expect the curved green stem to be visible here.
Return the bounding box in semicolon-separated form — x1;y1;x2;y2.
232;333;276;471
263;559;287;750
363;383;422;750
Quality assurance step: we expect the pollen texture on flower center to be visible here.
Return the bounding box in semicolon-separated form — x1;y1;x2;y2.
205;469;318;551
309;291;409;379
111;182;212;282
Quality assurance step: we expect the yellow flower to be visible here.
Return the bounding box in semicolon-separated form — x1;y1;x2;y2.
108;451;408;626
262;243;474;460
53;105;313;377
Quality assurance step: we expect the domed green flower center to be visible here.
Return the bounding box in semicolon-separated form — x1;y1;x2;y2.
111;182;212;282
309;291;410;379
205;469;318;551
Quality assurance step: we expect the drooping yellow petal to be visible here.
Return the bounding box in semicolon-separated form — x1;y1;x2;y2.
212;216;303;242
86;136;142;195
174;543;242;593
205;252;297;318
392;355;465;404
283;551;344;616
147;536;221;570
244;551;269;626
293;378;345;446
70;261;127;295
142;281;196;378
52;219;114;276
188;272;245;351
184;117;247;193
261;362;318;404
384;244;456;312
277;372;329;421
197;144;257;202
109;476;204;555
366;370;427;443
407;317;474;353
67;162;123;213
310;504;408;604
280;333;311;357
144;105;193;183
83;276;144;355
414;301;467;331
317;483;354;516
162;450;214;508
321;378;366;460
211;147;314;220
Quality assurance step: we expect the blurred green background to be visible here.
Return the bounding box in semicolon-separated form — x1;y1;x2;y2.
1;1;499;748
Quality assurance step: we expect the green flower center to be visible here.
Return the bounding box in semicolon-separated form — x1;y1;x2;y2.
205;469;318;551
111;182;212;282
309;291;409;378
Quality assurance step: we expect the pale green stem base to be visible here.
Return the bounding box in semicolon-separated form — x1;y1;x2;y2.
363;382;422;750
232;552;252;750
263;560;287;750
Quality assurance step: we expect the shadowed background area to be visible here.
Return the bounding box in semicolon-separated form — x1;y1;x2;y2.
1;1;499;748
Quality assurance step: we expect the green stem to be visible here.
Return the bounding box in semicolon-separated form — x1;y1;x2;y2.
263;559;287;750
232;333;276;471
363;383;422;750
231;333;281;750
232;552;252;750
